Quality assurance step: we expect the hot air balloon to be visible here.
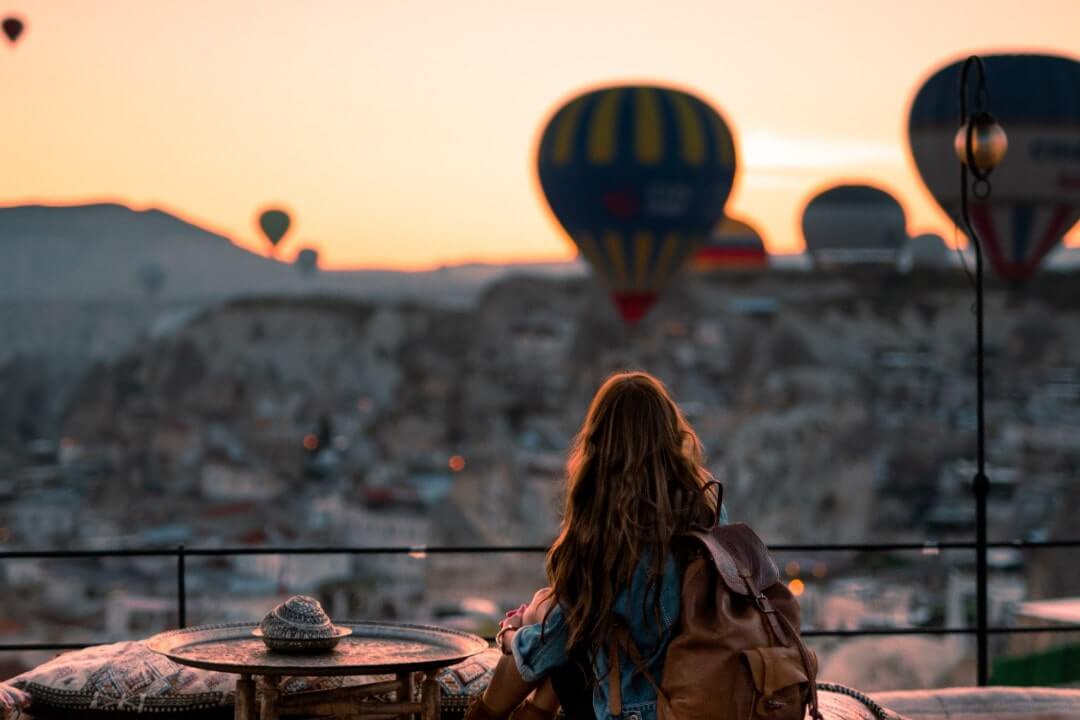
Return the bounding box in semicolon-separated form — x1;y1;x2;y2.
295;247;319;276
537;85;736;324
909;54;1080;283
692;216;768;271
2;16;23;45
258;208;291;255
802;185;906;268
905;233;950;269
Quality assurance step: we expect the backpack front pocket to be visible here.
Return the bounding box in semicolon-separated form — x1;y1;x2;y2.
741;646;816;720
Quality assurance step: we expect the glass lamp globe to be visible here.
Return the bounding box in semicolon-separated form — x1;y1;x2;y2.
954;113;1008;171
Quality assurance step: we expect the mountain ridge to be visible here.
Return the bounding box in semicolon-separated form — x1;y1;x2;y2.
0;203;584;304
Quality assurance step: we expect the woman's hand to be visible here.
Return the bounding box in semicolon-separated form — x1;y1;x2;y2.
496;603;528;654
501;604;528;630
522;587;554;625
496;588;555;655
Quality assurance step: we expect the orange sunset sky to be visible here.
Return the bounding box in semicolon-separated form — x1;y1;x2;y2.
3;0;1078;269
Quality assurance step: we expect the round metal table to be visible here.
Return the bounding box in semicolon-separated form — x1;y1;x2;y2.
147;621;488;720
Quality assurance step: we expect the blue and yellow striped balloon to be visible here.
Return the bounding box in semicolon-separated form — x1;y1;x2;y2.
538;85;737;324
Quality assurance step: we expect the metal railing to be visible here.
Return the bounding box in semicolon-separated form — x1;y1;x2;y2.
3;539;1080;685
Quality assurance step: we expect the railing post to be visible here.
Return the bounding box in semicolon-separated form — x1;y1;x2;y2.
177;545;187;628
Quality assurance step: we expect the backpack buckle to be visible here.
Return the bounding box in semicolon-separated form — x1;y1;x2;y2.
739;568;775;613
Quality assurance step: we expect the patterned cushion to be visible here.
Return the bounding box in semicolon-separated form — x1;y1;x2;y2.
433;648;501;719
12;640;499;718
11;642;233;716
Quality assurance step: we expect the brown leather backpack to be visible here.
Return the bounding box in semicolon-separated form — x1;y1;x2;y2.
611;523;822;720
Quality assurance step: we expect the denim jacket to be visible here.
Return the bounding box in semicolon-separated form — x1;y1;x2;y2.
511;504;728;720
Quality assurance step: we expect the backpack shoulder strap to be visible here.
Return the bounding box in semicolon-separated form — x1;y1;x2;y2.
609;625;676;720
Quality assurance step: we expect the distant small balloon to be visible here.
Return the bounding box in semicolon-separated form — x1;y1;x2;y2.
906;233;950;269
2;16;24;44
138;263;167;298
258;208;291;252
802;185;906;267
693;216;769;272
295;247;319;276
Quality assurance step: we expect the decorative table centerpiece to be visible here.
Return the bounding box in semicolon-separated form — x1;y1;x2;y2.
252;595;352;653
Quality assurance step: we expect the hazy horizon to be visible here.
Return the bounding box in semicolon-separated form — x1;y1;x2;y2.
4;0;1079;269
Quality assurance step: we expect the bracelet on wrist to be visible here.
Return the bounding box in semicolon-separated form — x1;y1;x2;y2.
495;626;516;654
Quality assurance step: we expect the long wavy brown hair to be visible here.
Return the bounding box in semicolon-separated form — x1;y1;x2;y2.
544;371;719;660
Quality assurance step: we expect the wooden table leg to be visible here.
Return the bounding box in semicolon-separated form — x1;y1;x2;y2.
235;675;256;720
420;672;440;720
259;678;281;720
397;672;417;720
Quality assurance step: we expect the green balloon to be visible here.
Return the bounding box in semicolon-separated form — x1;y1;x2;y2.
258;208;291;247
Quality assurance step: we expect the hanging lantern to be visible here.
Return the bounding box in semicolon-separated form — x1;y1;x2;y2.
953;112;1008;171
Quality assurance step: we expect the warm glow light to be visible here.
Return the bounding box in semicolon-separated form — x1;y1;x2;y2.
785;561;801;577
954;115;1008;171
663;320;689;337
449;455;466;472
302;434;319;451
812;562;828;579
788;579;806;597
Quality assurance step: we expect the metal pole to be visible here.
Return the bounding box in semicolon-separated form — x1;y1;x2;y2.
971;187;990;687
958;56;991;686
177;544;187;628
